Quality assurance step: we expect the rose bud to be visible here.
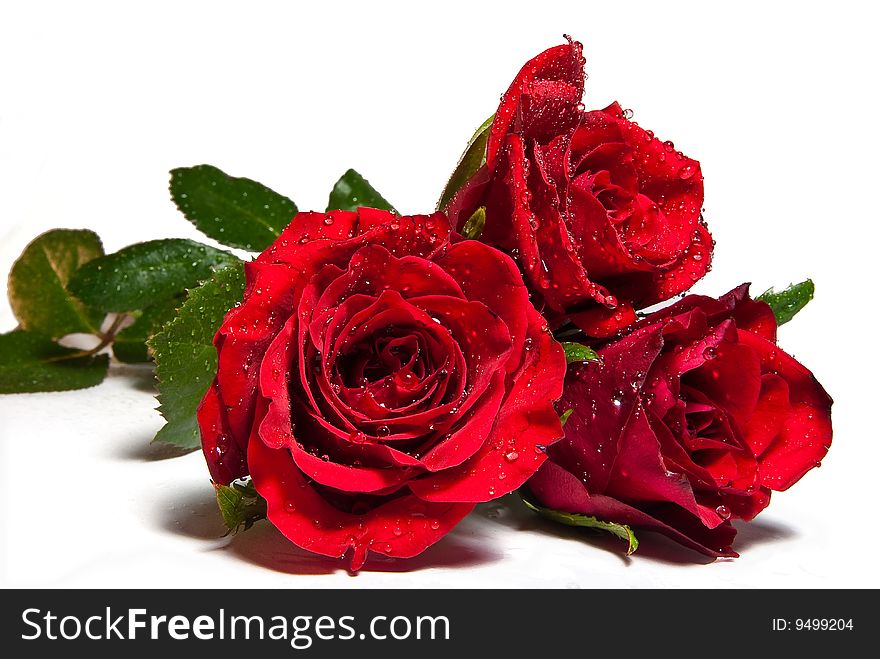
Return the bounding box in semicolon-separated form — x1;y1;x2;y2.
445;39;712;337
527;285;832;556
198;208;566;569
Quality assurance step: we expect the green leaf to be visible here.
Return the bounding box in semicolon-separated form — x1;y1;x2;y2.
559;408;573;426
112;297;184;363
68;239;239;312
215;478;267;534
461;206;486;240
170;164;298;251
520;491;639;556
437;114;494;210
0;330;109;394
757;279;815;326
148;263;245;449
561;342;600;364
327;169;395;213
7;229;106;338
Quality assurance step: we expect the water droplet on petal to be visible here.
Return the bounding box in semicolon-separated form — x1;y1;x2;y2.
348;430;367;444
678;164;696;180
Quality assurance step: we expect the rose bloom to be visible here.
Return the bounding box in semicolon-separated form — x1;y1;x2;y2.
527;285;832;556
446;39;712;337
198;208;565;569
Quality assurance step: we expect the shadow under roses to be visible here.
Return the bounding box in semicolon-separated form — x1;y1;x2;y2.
731;517;797;552
229;521;503;576
105;363;193;462
477;495;796;566
156;484;504;575
116;439;193;462
106;362;158;393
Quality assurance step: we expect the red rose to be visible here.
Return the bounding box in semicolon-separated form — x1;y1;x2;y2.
527;285;832;556
198;208;565;569
446;39;712;337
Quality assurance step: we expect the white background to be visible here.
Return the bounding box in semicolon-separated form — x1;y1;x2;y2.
1;0;878;588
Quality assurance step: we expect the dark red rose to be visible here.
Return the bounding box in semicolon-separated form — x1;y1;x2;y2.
446;39;712;337
527;285;832;556
198;208;565;569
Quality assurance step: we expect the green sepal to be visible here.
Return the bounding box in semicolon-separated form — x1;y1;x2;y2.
437;114;494;210
215;478;267;534
561;342;600;364
559;408;573;426
461;207;486;240
757;279;815;326
520;490;639;556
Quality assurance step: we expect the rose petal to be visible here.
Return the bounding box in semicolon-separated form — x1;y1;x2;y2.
285;439;415;494
487;39;585;167
411;304;565;501
249;410;472;570
719;485;772;522
636;219;713;305
418;375;506;472
683;331;762;429
315;244;466;315
528;461;737;557
566;303;638;338
258;209;452;268
605;404;724;529
648;408;719;492
603;103;705;263
215;261;299;449
257;210;361;265
434;240;530;375
358;209;452;260
568;169;645;281
737;330;833;490
197;381;247;485
743;373;791;457
551;326;664;493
